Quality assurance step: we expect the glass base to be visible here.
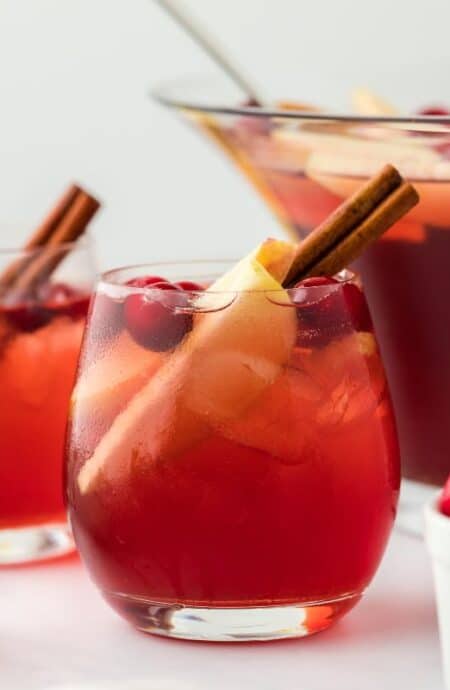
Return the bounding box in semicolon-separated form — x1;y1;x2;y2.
396;479;438;539
104;591;361;641
0;521;75;565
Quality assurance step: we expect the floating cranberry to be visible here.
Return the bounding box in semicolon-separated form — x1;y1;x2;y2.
175;280;204;292
440;476;450;517
62;295;90;320
417;105;450;116
124;280;192;351
293;276;338;315
294;277;371;347
436;141;450;159
39;282;90;320
5;302;52;332
413;106;450;153
341;282;372;331
2;280;91;333
243;98;260;108
126;275;167;288
234;99;272;137
299;277;336;287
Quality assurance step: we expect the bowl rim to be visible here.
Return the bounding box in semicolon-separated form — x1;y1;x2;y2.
151;75;450;125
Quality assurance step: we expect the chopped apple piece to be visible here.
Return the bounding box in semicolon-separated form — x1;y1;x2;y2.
72;332;164;415
274;128;441;172
306;153;450;228
221;332;384;461
78;240;298;494
296;332;377;387
352;88;449;135
219;366;322;464
351;88;399;116
70;332;165;449
306;148;447;182
309;332;385;423
277;100;321;112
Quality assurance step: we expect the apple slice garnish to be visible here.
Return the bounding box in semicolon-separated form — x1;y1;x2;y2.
77;239;298;494
70;332;165;450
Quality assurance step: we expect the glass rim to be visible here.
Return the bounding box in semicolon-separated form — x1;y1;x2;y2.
0;236;91;256
100;260;355;295
151;75;450;125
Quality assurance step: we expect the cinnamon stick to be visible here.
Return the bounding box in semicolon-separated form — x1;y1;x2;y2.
24;184;82;250
10;190;100;296
0;184;81;289
305;182;418;277
283;165;419;287
284;164;403;285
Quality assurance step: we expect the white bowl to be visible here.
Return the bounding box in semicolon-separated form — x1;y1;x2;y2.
425;493;450;689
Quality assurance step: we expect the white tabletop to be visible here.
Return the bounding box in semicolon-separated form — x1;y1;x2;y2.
0;530;443;690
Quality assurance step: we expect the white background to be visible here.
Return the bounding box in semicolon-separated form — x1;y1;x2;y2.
1;0;450;269
1;532;444;690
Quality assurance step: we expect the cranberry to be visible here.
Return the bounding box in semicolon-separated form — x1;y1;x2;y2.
294;277;371;347
293;277;339;313
62;295;90;320
417;105;450;116
3;280;91;332
234;99;272;137
413;106;450;153
126;275;167;288
124;281;192;351
38;282;89;320
243;98;260;108
5;302;52;332
436;141;450;159
341;283;372;332
175;280;204;292
440;476;450;517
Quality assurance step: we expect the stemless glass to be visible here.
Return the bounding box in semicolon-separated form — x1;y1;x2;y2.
66;261;399;641
153;77;450;525
0;239;96;563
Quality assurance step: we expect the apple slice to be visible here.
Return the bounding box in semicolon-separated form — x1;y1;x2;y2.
219;365;322;464
301;332;385;426
287;109;450;229
253;237;296;282
352;88;450;136
70;332;165;452
78;240;298;494
306;152;450;229
274;128;441;172
351;88;398;116
220;332;384;462
73;330;163;408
